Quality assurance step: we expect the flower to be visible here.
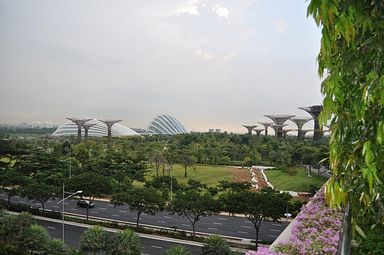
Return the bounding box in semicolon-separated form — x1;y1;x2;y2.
247;188;343;255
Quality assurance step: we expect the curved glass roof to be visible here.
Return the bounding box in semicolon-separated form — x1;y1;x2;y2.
148;114;189;135
52;118;140;137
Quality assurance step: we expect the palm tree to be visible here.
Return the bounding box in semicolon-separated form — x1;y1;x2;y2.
45;239;66;255
202;235;232;255
164;245;192;255
80;226;109;255
18;224;50;254
109;229;142;255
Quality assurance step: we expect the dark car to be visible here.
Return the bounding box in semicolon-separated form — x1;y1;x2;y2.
77;200;95;208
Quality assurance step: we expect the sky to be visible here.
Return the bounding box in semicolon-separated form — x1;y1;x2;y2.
0;0;323;133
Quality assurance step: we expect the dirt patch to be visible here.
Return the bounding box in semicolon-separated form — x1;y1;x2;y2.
253;169;268;190
231;167;269;191
231;167;251;182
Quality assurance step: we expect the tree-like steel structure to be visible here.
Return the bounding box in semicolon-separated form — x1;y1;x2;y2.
242;125;257;135
290;117;313;140
81;123;96;140
264;115;295;138
299;105;323;141
99;119;122;139
66;118;92;141
257;122;273;136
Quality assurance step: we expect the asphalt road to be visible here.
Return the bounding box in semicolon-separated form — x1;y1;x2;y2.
2;193;288;243
37;218;203;255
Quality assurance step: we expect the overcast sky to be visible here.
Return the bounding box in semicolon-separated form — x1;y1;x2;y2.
0;0;322;133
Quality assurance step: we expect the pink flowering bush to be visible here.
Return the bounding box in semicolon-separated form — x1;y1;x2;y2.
247;188;343;255
245;247;284;255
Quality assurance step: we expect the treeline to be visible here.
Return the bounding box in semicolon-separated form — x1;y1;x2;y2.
0;127;56;135
0;136;309;248
0;210;244;255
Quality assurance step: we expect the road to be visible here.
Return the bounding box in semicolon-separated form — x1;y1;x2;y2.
36;217;203;255
2;194;288;243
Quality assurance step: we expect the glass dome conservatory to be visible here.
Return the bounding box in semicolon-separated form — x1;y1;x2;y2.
52;118;140;137
148;114;189;135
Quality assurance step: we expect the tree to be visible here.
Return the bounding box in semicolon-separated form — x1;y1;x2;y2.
0;211;67;255
238;189;287;250
67;172;113;220
307;0;384;232
45;239;67;255
164;245;192;255
18;224;50;254
112;187;164;228
170;190;217;237
177;149;196;178
202;235;232;255
23;181;57;212
80;226;109;255
0;168;28;205
109;229;142;255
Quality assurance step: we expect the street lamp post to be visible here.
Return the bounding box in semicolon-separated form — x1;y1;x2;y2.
170;169;173;202
57;183;82;244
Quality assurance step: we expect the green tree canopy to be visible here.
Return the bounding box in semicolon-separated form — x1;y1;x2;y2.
308;0;384;231
170;190;217;237
112;186;164;228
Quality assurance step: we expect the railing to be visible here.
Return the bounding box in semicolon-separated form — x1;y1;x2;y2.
337;203;352;255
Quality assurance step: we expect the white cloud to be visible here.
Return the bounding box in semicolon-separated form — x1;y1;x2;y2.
195;49;214;59
271;18;290;34
177;0;201;16
195;49;235;62
212;4;229;18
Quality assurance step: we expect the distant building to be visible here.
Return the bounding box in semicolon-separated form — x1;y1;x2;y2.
130;128;156;135
208;129;221;133
147;114;189;135
52;118;140;137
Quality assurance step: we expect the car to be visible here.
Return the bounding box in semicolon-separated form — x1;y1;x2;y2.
77;200;95;208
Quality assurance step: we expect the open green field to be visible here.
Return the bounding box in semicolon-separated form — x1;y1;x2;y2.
264;167;327;192
141;164;235;187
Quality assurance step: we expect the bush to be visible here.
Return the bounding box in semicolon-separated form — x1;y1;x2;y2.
202;235;232;255
354;227;384;255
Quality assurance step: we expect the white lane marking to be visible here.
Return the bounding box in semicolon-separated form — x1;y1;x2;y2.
163;216;172;219
108;204;114;207
99;207;106;210
47;226;56;229
112;214;120;217
217;217;227;221
19;200;25;203
157;220;166;223
243;220;252;224
208;227;218;230
182;224;190;227
119;210;127;213
47;201;52;203
241;225;252;229
271;229;281;232
53;206;59;208
237;231;248;234
64;202;69;205
267;234;279;238
213;222;223;225
272;223;282;227
69;208;79;211
15;196;20;198
91;211;99;214
143;253;150;255
151;245;163;249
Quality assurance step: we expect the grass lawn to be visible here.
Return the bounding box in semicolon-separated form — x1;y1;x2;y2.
140;164;234;187
264;167;328;192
